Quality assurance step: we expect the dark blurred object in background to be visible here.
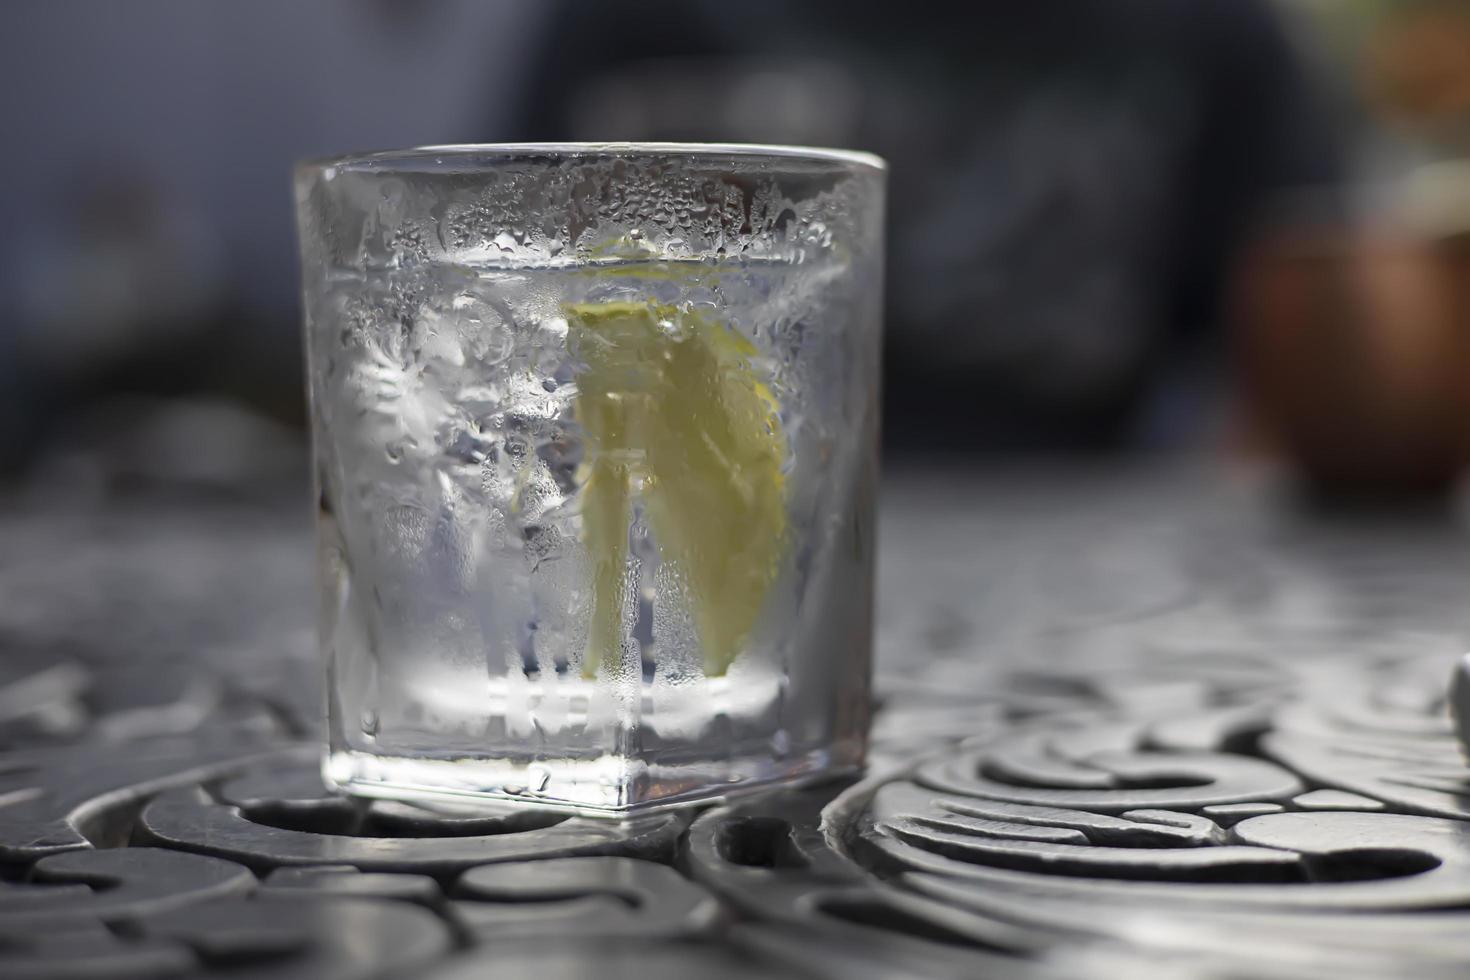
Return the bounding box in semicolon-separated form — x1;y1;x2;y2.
514;0;1342;453
0;0;1341;480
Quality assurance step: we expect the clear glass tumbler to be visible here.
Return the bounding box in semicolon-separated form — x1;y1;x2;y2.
295;144;885;813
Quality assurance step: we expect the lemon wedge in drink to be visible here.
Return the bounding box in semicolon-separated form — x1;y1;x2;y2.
567;300;787;677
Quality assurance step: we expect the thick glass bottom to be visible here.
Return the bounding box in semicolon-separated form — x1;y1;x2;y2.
323;742;862;817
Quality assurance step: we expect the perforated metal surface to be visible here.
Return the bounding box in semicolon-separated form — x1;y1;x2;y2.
3;465;1469;978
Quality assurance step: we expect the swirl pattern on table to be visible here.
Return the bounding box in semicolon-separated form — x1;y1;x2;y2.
6;468;1470;977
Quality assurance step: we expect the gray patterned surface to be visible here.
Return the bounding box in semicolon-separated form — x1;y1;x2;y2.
3;462;1470;978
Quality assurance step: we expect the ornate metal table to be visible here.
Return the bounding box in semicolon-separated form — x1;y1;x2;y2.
4;461;1469;978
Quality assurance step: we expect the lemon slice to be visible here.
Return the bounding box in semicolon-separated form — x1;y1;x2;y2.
567;300;787;677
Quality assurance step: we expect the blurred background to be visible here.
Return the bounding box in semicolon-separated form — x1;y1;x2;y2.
3;0;1470;496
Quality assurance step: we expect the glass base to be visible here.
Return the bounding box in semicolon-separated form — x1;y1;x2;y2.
323;743;861;817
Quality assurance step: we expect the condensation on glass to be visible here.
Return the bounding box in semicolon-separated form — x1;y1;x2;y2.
295;143;886;813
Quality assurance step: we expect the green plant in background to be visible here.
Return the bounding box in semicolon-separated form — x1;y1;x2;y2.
1283;0;1470;151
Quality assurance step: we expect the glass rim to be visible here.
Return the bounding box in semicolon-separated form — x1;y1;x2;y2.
297;141;887;178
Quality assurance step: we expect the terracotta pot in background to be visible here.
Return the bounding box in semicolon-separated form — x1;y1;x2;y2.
1235;226;1470;495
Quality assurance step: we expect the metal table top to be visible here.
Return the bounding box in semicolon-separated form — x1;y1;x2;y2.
3;460;1468;978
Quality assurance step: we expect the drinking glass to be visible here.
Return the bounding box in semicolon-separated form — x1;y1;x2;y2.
295;143;885;813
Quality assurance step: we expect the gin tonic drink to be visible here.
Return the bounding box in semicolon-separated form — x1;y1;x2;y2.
295;144;885;812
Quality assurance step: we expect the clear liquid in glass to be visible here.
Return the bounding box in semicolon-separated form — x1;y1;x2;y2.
310;255;876;812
